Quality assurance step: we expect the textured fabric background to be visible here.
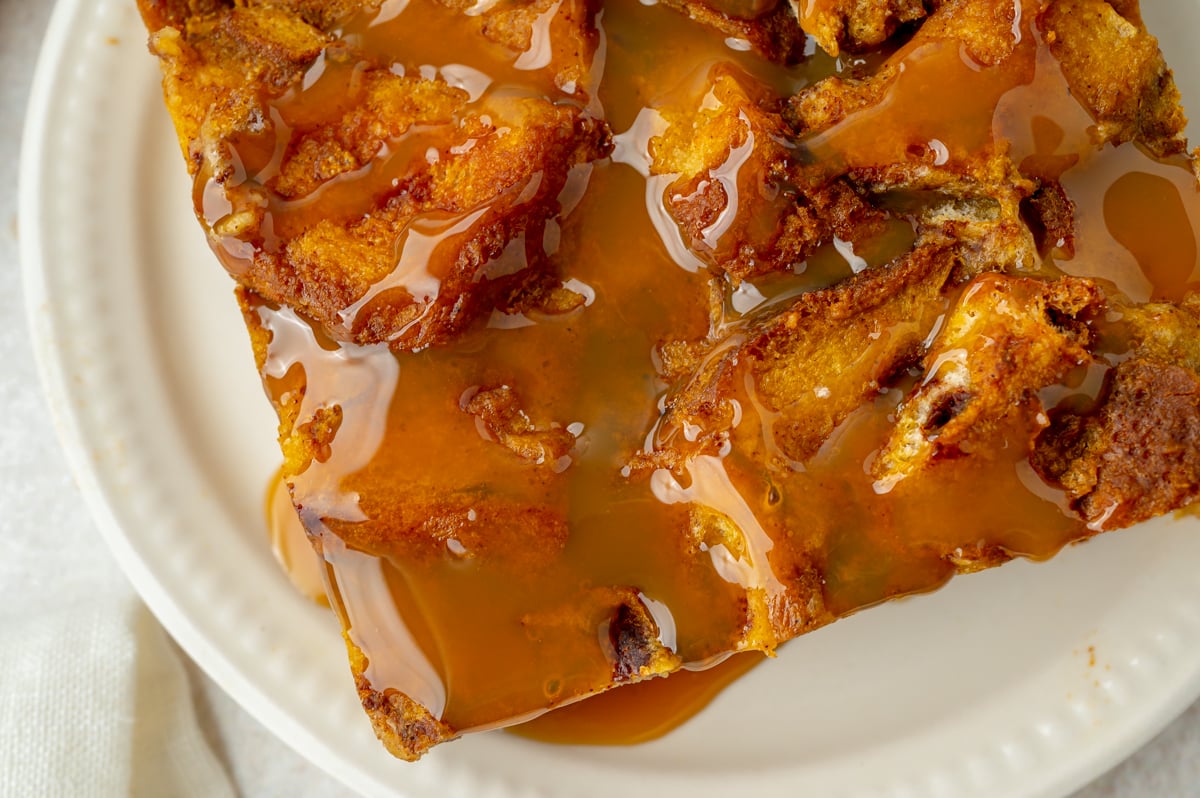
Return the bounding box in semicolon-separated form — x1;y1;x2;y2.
1;0;1196;795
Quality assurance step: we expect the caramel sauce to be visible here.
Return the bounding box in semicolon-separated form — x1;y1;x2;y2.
511;652;764;744
803;40;1031;172
266;469;330;608
1076;147;1200;303
990;30;1200;302
242;0;1200;745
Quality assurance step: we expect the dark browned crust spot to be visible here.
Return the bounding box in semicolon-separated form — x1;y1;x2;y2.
345;633;458;761
1033;358;1200;530
1023;181;1077;258
521;587;682;681
609;601;658;682
357;677;458;761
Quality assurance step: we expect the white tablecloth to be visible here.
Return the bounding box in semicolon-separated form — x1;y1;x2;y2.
0;0;1195;795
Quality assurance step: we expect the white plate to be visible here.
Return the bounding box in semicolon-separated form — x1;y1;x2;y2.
20;1;1200;796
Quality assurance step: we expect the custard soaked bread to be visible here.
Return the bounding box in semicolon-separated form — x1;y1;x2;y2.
139;0;1200;760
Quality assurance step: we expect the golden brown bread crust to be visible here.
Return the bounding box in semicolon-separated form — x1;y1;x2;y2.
917;0;1022;66
637;239;956;472
1119;294;1200;375
650;67;890;281
345;632;457;761
784;0;1023;134
1043;0;1188;157
873;274;1103;486
846;149;1040;279
661;0;1051;287
462;385;578;468
140;0;382;31
141;0;611;351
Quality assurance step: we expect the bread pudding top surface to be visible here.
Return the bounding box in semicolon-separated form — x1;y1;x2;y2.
139;0;1200;760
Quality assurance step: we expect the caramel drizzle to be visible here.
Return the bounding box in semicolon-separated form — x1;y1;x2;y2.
245;0;1200;737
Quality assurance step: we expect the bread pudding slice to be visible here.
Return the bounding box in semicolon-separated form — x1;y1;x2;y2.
139;0;1200;761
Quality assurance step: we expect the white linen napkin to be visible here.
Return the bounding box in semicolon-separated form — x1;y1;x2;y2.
0;593;234;798
0;0;232;793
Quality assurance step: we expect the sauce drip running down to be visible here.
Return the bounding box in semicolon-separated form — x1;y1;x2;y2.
267;470;330;608
234;0;1200;746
